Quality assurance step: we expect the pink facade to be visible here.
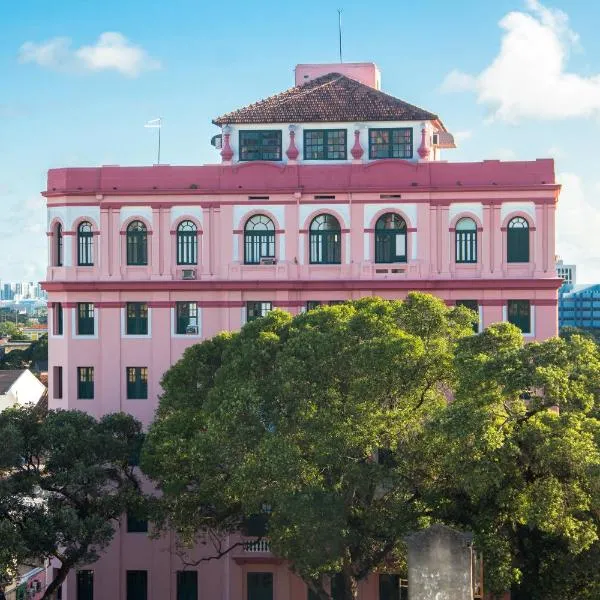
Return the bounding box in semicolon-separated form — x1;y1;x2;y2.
42;63;561;600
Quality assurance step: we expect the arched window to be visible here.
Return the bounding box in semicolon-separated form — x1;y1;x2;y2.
455;218;477;264
507;217;530;263
244;215;275;264
126;220;148;266
310;214;341;264
375;213;407;263
77;221;94;266
55;223;63;267
177;220;197;265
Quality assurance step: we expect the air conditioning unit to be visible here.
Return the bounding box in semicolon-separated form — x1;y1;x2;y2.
181;269;197;280
259;257;277;265
431;133;440;146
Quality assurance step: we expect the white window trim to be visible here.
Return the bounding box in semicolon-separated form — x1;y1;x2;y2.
49;306;64;339
72;306;98;339
171;305;202;338
121;306;152;339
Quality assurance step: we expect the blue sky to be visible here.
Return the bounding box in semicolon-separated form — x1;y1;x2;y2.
2;0;600;282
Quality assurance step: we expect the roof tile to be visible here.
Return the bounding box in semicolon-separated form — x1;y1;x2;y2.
213;73;440;126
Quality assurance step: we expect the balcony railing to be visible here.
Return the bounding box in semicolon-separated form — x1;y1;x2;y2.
243;539;271;553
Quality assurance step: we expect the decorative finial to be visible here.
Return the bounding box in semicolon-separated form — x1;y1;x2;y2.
351;129;364;160
220;126;233;163
286;125;299;161
418;127;430;161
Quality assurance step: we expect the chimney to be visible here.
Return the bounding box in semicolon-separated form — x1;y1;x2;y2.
295;62;381;89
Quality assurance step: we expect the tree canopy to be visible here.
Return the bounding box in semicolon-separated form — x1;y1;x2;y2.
0;407;144;600
143;293;600;600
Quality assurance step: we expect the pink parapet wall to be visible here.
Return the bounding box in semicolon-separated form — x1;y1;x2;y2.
294;62;382;89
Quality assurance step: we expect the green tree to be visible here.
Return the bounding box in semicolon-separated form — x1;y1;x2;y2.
0;322;26;341
143;294;475;600
0;407;145;600
430;325;600;598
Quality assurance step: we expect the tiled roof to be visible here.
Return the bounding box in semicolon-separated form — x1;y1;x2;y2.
213;73;440;126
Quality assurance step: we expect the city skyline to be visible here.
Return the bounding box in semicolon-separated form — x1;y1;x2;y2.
3;0;600;281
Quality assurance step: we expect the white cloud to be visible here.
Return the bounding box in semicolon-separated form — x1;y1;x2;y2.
556;172;600;282
18;32;160;77
441;0;600;122
453;130;473;143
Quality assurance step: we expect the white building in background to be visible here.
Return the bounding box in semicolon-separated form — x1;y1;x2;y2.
556;258;576;286
0;369;46;412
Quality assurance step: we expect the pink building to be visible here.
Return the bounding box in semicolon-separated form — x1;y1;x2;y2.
43;63;561;600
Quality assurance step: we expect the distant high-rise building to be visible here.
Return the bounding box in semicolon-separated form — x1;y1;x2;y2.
556;258;576;286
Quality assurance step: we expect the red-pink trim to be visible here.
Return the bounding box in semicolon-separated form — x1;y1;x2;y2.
63;231;76;236
42;278;564;293
299;229;308;234
47;232;54;237
170;230;203;235
533;299;558;306
120;230;154;236
233;557;284;566
407;228;417;233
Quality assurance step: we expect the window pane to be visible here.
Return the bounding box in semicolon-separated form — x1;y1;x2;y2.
77;367;94;399
77;303;95;335
369;128;413;159
126;221;148;266
508;300;531;334
247;573;273;600
304;129;346;160
126;571;147;600
247;302;272;322
176;302;198;334
127;367;148;399
177;221;197;265
240;131;282;161
76;570;94;600
127;512;148;533
126;303;148;335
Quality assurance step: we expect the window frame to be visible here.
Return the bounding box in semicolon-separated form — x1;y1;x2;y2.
77;221;94;266
53;366;63;400
76;570;94;600
54;302;63;336
77;303;95;336
126;571;147;600
507;217;530;263
368;128;413;159
55;223;63;267
126;221;148;266
375;213;407;263
177;571;198;600
244;215;276;264
176;220;198;266
508;300;532;334
126;367;148;400
126;512;148;533
455;218;478;264
309;214;342;265
239;130;282;162
247;572;273;600
126;302;149;336
246;301;272;323
77;367;94;400
175;301;199;335
303;129;347;160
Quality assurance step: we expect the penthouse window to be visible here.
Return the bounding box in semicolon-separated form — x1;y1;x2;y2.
455;218;477;263
239;130;282;161
304;129;347;160
244;215;275;264
126;221;148;266
177;220;197;265
369;128;413;159
375;213;407;263
77;221;94;266
309;214;341;264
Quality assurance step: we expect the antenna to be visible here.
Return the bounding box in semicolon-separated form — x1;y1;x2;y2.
338;9;343;63
144;117;162;165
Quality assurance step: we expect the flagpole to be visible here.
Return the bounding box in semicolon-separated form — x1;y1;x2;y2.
157;124;161;165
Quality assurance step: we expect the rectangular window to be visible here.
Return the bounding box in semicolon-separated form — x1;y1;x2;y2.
77;367;94;399
54;303;63;335
304;129;347;160
126;303;149;335
127;367;148;399
176;302;199;335
306;301;322;311
508;300;531;334
76;570;94;600
379;574;408;600
456;300;479;333
239;131;282;161
177;571;198;600
246;302;272;323
126;570;147;600
127;512;148;533
331;574;346;600
247;573;273;600
369;128;413;159
53;366;63;399
77;303;95;335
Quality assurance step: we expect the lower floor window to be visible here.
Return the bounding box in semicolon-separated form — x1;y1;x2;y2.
508;300;531;334
247;572;273;600
456;300;479;333
127;367;148;399
177;571;198;600
77;367;94;399
126;570;147;600
76;570;94;600
176;302;199;334
247;302;272;323
379;574;408;600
